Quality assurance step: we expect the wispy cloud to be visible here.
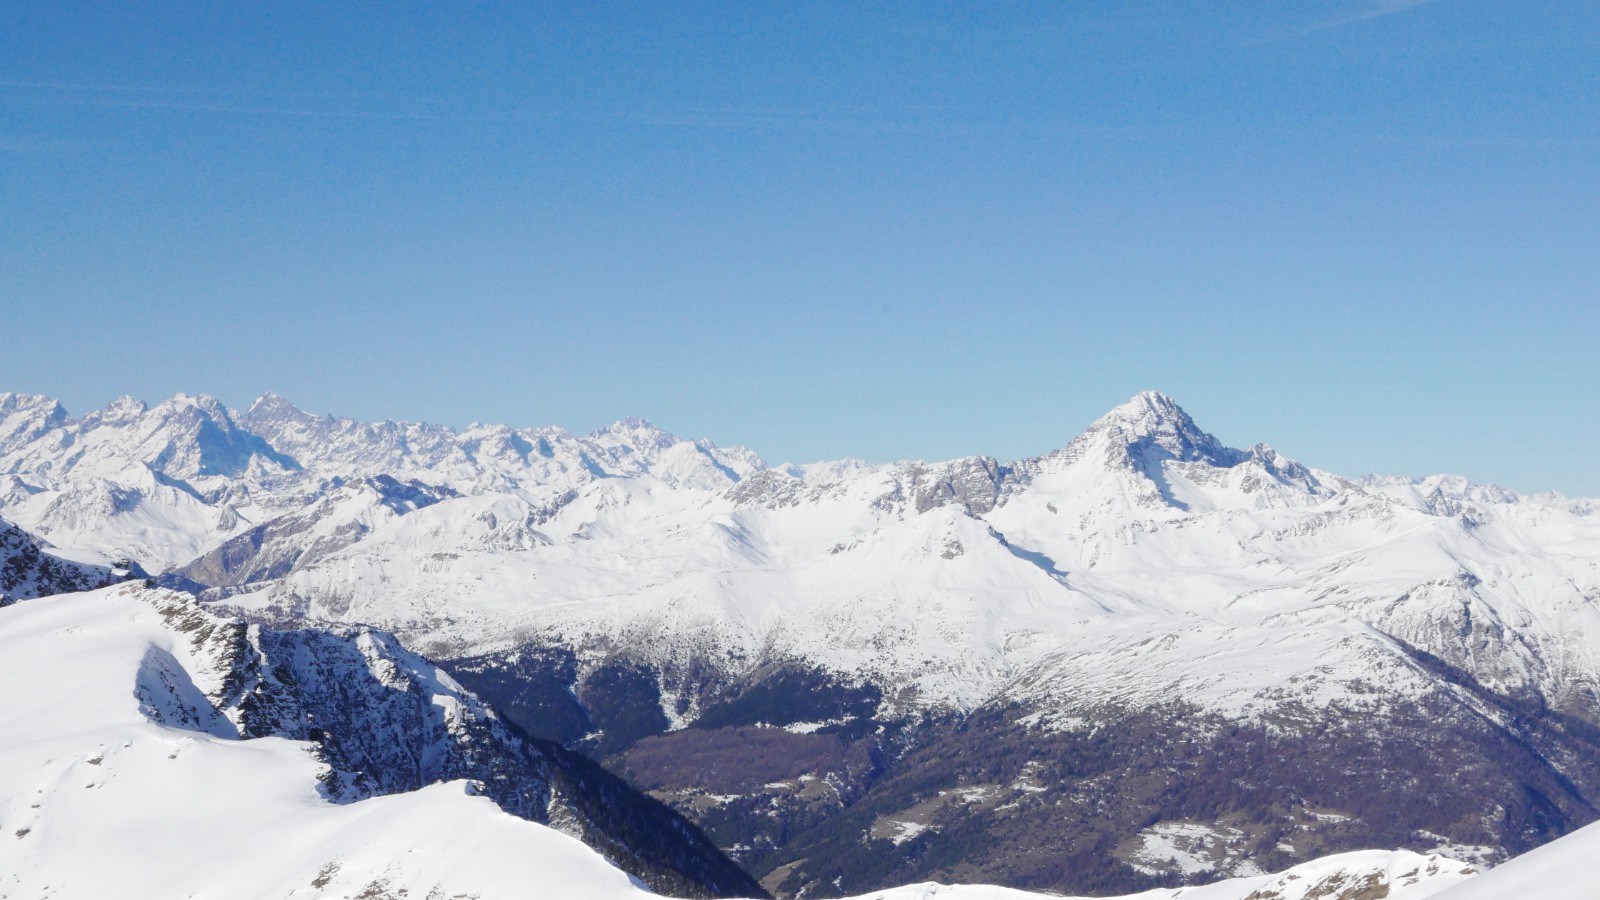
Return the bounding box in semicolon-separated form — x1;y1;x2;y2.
1255;0;1449;43
0;79;1173;142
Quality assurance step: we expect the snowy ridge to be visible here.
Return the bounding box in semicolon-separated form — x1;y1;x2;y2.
0;584;650;900
154;390;1598;730
0;584;760;898
852;848;1476;899
1430;818;1599;899
0;515;131;605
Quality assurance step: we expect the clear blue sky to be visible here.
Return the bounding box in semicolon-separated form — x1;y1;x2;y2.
3;2;1597;494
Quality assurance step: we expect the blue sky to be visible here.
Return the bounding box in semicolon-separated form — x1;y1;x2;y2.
3;2;1597;493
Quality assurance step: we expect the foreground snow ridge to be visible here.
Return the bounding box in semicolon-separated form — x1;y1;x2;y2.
0;585;649;900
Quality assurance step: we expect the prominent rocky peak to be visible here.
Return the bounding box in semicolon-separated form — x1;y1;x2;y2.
238;393;349;460
1098;389;1186;424
114;393;233;439
901;456;1011;515
243;390;311;425
90;395;150;427
0;392;70;450
1060;391;1248;472
0;391;69;420
134;393;298;480
579;417;765;486
153;392;232;422
1089;392;1233;457
590;416;676;451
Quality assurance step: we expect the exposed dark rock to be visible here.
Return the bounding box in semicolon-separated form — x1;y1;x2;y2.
0;517;134;603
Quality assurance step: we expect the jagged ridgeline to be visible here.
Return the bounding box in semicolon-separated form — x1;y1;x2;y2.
3;389;1600;895
0;515;138;605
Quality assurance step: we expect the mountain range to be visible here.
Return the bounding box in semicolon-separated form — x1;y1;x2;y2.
2;388;1598;896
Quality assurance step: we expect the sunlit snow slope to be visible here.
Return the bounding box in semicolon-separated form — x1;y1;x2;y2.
0;585;651;900
1429;818;1600;899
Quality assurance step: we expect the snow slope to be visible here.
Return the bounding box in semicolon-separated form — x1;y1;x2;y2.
856;848;1476;900
0;585;650;900
1429;819;1599;899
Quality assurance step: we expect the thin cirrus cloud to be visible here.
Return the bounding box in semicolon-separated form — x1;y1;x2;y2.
1255;0;1448;42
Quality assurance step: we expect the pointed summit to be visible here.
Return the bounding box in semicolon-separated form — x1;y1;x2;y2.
247;390;299;416
590;417;676;451
248;390;290;412
1090;391;1189;433
1086;392;1241;463
1061;392;1248;475
99;395;149;422
0;393;70;450
241;391;322;434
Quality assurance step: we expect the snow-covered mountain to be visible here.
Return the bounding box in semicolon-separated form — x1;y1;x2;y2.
0;583;760;898
3;388;1598;895
0;515;133;605
0;583;680;899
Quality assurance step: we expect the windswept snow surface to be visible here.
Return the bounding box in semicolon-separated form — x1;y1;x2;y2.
0;585;652;900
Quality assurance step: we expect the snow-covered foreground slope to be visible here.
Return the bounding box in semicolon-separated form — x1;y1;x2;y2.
0;584;762;898
862;848;1477;900
0;585;650;900
1430;819;1598;899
